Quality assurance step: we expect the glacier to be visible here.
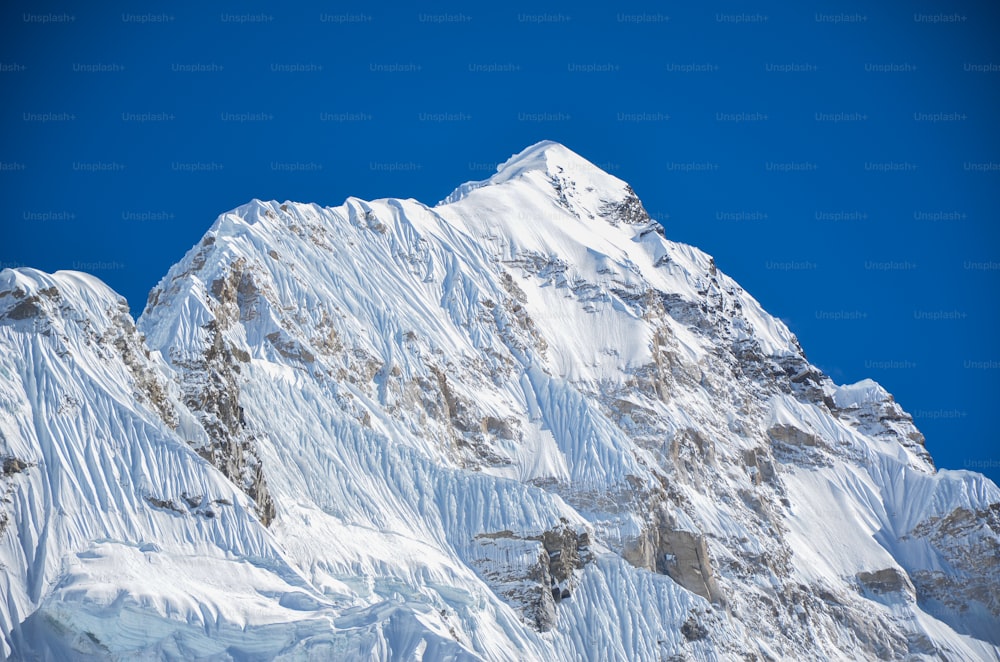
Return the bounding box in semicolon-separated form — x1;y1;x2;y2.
0;140;997;660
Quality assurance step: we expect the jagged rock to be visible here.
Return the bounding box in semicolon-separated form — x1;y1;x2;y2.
146;496;184;514
904;503;1000;642
265;330;315;363
2;457;27;476
768;424;822;448
659;530;724;604
856;568;914;596
827;379;933;470
101;300;178;430
743;448;776;486
599;185;655;227
3;297;43;321
681;616;709;641
534;526;592;585
621;511;723;605
168;266;277;526
473;526;591;632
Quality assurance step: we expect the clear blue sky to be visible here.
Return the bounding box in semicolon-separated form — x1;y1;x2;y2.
2;1;998;484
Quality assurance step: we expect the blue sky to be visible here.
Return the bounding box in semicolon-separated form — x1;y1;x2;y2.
3;1;998;484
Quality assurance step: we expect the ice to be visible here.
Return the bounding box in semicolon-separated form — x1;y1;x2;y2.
1;142;997;660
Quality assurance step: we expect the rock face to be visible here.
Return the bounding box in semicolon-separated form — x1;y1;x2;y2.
471;526;591;632
169;258;276;527
657;529;723;605
905;503;1000;643
856;568;914;596
1;141;999;660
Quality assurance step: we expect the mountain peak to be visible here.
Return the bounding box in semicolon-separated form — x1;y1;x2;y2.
0;267;126;324
5;146;1000;661
440;140;628;205
492;140;596;181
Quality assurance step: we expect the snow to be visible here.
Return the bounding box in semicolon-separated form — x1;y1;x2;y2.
833;378;890;409
1;141;998;660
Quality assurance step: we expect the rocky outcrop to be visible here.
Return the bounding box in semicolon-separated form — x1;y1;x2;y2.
0;456;31;534
622;512;723;605
833;393;933;469
164;260;277;527
768;424;822;448
768;423;833;467
856;568;914;596
472;526;591;632
2;457;28;476
905;503;1000;642
742;447;777;486
534;526;592;589
658;529;723;604
599;185;657;229
101;299;179;430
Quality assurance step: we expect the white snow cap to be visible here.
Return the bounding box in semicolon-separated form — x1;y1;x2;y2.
441;140;630;205
490;140;621;184
0;267;127;321
833;378;891;409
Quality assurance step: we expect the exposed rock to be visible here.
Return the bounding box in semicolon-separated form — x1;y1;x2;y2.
598;185;656;228
904;503;1000;642
681;616;709;641
743;448;776;486
855;568;914;596
768;424;833;467
2;457;28;476
659;529;724;604
623;513;723;604
145;496;184;514
767;424;822;448
832;386;933;469
168;262;277;527
3;297;43;321
532;526;592;586
472;526;591;632
101;300;178;430
265;331;315;364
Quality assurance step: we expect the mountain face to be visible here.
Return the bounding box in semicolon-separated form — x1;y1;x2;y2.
1;141;998;661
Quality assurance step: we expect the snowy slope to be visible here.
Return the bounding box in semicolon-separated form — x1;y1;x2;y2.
1;141;998;660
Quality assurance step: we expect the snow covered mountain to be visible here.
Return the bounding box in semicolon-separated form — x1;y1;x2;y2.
1;141;998;660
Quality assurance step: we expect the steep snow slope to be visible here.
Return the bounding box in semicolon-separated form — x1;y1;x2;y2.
1;141;998;660
0;269;353;659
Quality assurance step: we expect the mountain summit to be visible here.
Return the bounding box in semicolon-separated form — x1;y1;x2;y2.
442;139;630;203
1;143;998;660
466;139;601;184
